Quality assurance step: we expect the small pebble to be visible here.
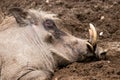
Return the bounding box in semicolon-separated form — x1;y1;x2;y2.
46;0;49;3
100;16;105;20
107;61;110;63
99;32;103;36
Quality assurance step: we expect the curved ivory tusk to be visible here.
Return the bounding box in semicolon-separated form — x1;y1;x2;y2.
86;42;94;52
89;28;92;43
89;23;97;46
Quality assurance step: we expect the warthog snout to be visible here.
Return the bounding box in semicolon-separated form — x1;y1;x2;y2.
84;23;107;61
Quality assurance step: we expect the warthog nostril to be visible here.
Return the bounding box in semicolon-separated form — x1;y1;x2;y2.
98;51;107;60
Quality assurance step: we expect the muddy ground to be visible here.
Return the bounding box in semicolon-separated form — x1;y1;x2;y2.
0;0;120;80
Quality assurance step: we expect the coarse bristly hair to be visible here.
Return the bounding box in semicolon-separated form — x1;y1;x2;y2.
27;9;59;25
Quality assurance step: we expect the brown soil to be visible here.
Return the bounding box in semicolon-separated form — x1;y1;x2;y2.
0;0;120;80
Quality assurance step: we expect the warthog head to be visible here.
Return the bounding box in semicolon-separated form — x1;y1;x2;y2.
44;22;108;63
41;13;107;63
9;8;107;65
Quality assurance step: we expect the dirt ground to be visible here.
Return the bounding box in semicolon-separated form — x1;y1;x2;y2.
0;0;120;80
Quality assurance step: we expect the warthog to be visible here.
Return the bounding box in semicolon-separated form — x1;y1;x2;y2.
0;8;107;80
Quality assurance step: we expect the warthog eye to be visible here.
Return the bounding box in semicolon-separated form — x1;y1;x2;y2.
43;19;66;39
43;19;57;31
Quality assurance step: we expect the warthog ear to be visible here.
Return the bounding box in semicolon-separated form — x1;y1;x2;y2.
9;7;29;26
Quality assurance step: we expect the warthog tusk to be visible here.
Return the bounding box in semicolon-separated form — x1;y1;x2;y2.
89;23;97;46
86;42;94;52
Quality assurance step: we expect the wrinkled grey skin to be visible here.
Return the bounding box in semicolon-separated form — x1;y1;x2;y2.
0;8;107;80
